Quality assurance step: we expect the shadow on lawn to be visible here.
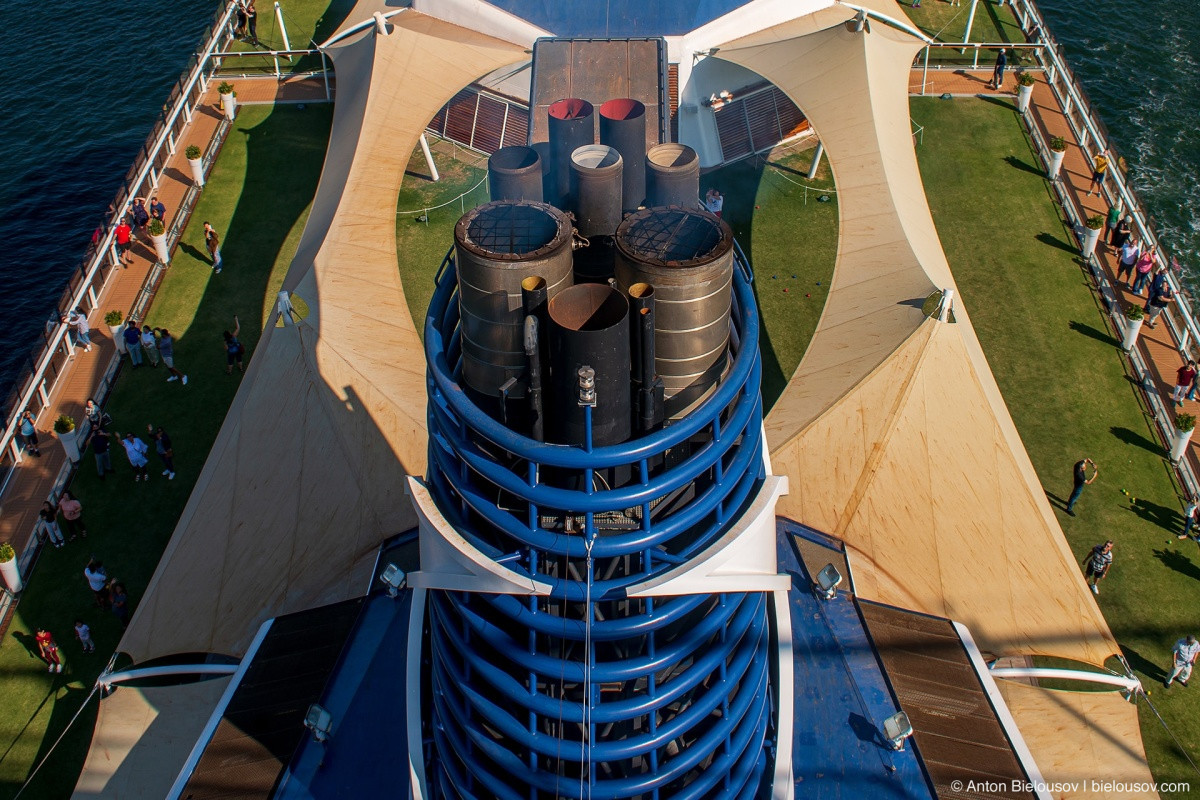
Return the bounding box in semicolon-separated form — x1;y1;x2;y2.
1110;425;1167;457
1130;497;1181;530
1121;644;1167;683
1069;320;1117;346
1003;154;1044;177
1035;231;1078;255
1151;547;1200;582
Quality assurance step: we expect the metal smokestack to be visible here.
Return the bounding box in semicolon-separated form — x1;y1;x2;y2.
599;98;647;213
489;146;544;203
627;282;663;434
547;98;596;209
569;144;623;238
646;143;701;209
547;283;632;448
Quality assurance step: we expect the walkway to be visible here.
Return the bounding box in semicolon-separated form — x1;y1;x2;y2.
0;76;330;557
907;67;1200;483
1021;79;1200;480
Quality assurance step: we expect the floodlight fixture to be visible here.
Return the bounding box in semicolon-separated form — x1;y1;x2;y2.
380;563;407;597
304;703;333;742
882;711;914;751
815;563;842;600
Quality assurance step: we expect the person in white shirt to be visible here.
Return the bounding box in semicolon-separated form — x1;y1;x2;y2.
64;308;92;352
704;187;724;218
1166;635;1199;687
84;560;109;608
117;431;150;481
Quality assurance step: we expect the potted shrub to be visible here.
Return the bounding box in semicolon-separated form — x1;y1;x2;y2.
1171;412;1196;463
54;414;80;463
1016;72;1035;113
105;309;127;354
0;542;21;594
218;81;237;120
186;144;205;187
1048;135;1068;179
147;217;171;264
1081;214;1105;258
1121;304;1144;352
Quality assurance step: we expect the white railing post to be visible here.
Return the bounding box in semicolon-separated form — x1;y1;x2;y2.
8;437;22;464
921;46;929;95
321;50;331;100
275;3;292;53
87;285;98;309
37;380;50;407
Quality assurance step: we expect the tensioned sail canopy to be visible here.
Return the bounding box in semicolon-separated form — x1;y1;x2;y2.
720;13;1119;667
116;12;525;666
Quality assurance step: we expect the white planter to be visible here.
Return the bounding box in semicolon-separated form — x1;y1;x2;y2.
58;428;81;463
188;156;205;187
1016;83;1033;113
1081;226;1102;258
109;323;127;354
150;231;171;264
1171;426;1194;463
1048;148;1066;179
1121;316;1143;352
221;93;237;120
0;558;21;594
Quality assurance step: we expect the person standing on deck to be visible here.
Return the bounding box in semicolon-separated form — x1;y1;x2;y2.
65;308;93;352
1171;361;1196;406
140;325;160;368
35;628;63;673
91;427;114;479
1179;498;1199;541
115;218;134;266
1131;246;1157;296
39;501;64;549
116;431;150;481
84;560;108;607
74;620;95;654
704;188;723;218
1082;540;1113;595
1086;151;1110;196
223;316;245;374
1117;238;1140;288
123;321;143;367
58;491;88;539
1165;635;1199;687
1145;272;1174;329
990;48;1007;90
148;425;176;479
203;222;223;273
156;328;188;384
1066;457;1097;516
246;1;258;43
19;409;41;456
1104;204;1122;250
1110;214;1132;250
149;196;166;224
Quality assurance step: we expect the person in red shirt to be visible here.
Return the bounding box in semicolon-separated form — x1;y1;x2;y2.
35;628;62;673
1172;360;1196;406
115;220;133;266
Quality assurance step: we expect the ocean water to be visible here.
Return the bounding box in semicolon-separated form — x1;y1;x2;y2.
0;0;218;404
1038;0;1200;276
1;0;1198;403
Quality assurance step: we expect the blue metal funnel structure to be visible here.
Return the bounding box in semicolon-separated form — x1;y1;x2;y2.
419;227;782;797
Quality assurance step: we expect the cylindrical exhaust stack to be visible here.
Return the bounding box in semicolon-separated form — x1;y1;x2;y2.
547;98;595;208
488;146;543;203
646;143;701;208
547;283;632;448
615;208;734;418
628;282;664;434
599;98;647;213
454;201;574;405
569;144;623;238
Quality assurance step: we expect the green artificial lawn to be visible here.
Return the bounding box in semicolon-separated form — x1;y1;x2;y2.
904;0;1024;45
395;139;838;410
0;103;333;800
911;96;1199;792
225;0;359;72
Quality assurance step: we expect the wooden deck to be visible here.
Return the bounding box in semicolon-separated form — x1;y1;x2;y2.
0;77;329;556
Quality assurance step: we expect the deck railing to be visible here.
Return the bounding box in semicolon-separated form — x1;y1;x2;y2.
1007;0;1200;498
0;0;247;488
